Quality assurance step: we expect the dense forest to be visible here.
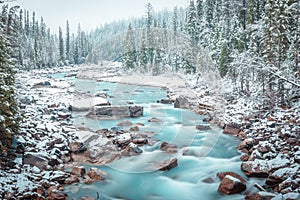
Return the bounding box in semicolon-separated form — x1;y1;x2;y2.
0;0;300;154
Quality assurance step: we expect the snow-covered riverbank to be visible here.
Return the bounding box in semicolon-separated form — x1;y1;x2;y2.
1;63;299;199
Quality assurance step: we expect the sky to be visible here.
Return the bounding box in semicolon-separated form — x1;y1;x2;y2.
9;0;189;34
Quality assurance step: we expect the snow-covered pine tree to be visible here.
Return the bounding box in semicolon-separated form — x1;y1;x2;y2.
58;26;64;65
124;23;136;70
66;20;70;63
0;2;19;159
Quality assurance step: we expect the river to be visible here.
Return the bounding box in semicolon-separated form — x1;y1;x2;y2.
50;74;247;200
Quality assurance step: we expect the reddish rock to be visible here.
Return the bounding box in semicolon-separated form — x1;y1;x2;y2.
240;154;249;161
129;126;139;132
86;168;105;181
223;123;241;135
48;190;68;200
241;161;269;178
158;158;178;171
64;175;79;184
132;138;148;145
71;166;86;177
160;142;177;153
217;172;246;183
218;175;246;194
135;123;145;126
84;175;94;184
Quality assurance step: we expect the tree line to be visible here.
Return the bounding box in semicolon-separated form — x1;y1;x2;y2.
120;0;299;107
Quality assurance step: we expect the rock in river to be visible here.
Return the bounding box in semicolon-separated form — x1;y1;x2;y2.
218;175;246;194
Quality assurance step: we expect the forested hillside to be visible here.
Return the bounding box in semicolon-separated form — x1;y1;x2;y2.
90;0;300;108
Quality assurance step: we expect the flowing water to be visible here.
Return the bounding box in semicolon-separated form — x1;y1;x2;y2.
51;75;252;200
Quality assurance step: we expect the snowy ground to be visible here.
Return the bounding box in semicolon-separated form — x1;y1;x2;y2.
1;62;299;199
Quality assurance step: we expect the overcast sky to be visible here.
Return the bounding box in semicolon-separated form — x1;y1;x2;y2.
9;0;188;34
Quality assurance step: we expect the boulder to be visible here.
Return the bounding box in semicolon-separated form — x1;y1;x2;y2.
223;123;241;135
218;175;246;194
71;166;86;177
158;158;178;171
23;153;48;170
69;142;87;154
217;172;246;183
196;124;211;131
159;99;173;104
241;161;269;178
132;138;148;145
160;142;177;153
148;117;161;122
129;126;139;132
57;111;71;119
86;168;105;181
33;81;51;88
64;175;79;184
129;106;143;118
122;143;143;156
245;192;277;200
48;190;68;200
174;96;189;109
117;120;133;127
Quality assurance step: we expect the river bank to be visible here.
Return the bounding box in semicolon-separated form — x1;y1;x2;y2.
76;62;300;199
0;63;299;199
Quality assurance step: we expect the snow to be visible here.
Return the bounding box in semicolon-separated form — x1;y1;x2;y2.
224;175;241;183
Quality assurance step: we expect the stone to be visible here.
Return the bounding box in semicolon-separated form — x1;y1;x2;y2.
23;153;48;170
129;126;139;132
117;120;133;126
174;96;189;109
71;166;86;177
158;158;178;171
48;190;68;200
240;154;249;161
159;99;173;104
81;196;97;200
132;138;148;145
64;175;79;184
217;172;246;183
196;124;211;131
122;143;143;156
129;106;143;118
245;192;277;200
241;161;269;178
69;142;87;154
218;175;246;194
33;81;51;88
160;142;177;153
148;117;160;122
84;168;105;184
86;168;105;181
223;123;241;135
57;111;71;119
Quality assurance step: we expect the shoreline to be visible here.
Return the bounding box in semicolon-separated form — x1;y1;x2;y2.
1;63;299;199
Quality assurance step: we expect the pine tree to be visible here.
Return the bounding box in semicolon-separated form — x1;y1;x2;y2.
58;26;64;64
124;23;135;69
0;3;19;157
66;20;70;63
186;0;198;42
